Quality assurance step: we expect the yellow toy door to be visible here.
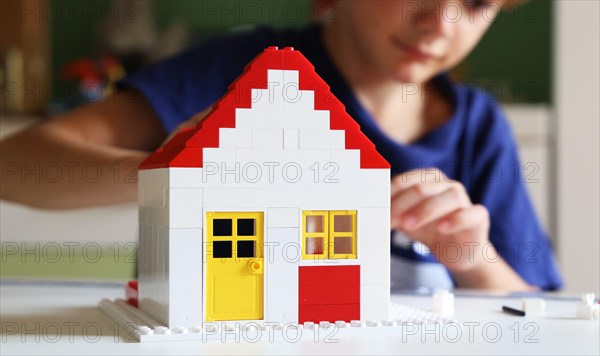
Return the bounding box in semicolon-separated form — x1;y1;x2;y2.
206;212;264;321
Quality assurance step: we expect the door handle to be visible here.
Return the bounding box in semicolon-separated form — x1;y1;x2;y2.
247;260;263;274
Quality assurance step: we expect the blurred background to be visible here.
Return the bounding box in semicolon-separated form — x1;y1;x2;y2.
1;0;598;293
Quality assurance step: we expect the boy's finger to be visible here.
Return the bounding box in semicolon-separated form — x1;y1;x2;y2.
391;180;450;216
399;184;471;231
437;204;490;234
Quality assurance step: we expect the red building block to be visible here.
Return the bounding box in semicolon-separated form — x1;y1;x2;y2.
298;266;360;323
125;280;138;307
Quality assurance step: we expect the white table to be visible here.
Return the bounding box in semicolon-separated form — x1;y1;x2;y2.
1;281;598;355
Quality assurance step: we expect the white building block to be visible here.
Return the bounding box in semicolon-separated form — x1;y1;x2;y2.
158;227;169;315
299;130;345;149
139;225;169;324
141;206;169;227
521;298;546;317
285;110;329;130
169;208;203;228
139;185;165;207
265;228;299;323
137;223;151;313
299;130;331;149
283;129;299;149
225;148;335;188
140;205;203;229
329;152;390;189
203;147;236;166
202;187;388;210
139;168;169;185
166;188;203;208
251;128;283;149
283;69;299;87
168;228;203;327
576;303;598;320
576;293;599;320
267;69;285;85
329;130;345;149
360;284;390;321
267;208;299;228
329;149;359;183
284;89;314;111
432;289;454;316
235;108;329;130
358;207;390;285
168;168;204;188
219;128;251;148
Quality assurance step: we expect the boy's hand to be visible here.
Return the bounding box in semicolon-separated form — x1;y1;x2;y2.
390;168;490;273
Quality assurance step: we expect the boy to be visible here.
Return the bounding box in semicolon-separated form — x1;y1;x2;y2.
0;0;562;291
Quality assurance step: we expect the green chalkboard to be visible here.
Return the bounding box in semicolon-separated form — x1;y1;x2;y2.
454;0;552;103
50;0;551;104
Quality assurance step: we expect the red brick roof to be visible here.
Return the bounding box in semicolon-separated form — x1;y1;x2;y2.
139;47;389;170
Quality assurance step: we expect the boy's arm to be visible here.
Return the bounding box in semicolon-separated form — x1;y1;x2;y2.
0;90;166;209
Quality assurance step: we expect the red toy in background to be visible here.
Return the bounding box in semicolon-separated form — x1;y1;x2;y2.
59;56;125;103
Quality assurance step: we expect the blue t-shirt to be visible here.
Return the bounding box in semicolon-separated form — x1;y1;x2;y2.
120;25;563;290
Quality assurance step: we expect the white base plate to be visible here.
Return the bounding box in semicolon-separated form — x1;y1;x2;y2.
99;298;456;342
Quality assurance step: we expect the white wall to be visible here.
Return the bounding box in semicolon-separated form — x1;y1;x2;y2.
503;105;553;238
554;0;600;294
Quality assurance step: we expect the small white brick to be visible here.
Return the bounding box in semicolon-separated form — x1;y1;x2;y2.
169;208;203;228
219;128;251;148
167;188;203;208
283;69;299;87
283;129;299;149
168;228;203;327
361;284;390;321
576;303;599;320
329;130;345;149
521;298;545;317
203;147;235;166
267;208;299;228
252;128;283;149
139;180;165;207
284;89;314;111
432;290;454;315
299;130;331;149
576;293;599;320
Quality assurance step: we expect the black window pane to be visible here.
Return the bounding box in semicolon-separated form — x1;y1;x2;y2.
237;219;255;236
213;219;232;236
237;240;255;258
213;241;232;258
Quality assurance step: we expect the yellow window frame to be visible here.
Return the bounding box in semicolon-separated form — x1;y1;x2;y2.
301;210;357;260
206;212;264;260
302;210;329;260
328;210;357;259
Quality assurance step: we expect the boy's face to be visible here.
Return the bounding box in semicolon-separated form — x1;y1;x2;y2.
336;0;507;83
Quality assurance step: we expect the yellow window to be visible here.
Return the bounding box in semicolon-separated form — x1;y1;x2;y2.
329;211;357;259
302;210;357;260
302;211;328;260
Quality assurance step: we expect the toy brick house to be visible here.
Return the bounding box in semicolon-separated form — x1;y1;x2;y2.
136;47;390;328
